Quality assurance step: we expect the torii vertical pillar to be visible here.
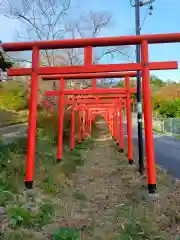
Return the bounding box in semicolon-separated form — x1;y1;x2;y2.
82;109;85;141
25;46;39;189
57;78;65;162
78;110;82;144
70;104;75;151
125;76;133;164
119;104;124;153
115;107;119;144
141;40;156;193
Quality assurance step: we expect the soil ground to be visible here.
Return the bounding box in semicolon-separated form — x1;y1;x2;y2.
1;119;180;239
45;120;128;239
39;120;180;239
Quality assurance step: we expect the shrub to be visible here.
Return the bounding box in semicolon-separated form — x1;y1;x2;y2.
175;99;180;118
37;108;72;142
158;99;180;118
7;205;36;228
0;81;29;111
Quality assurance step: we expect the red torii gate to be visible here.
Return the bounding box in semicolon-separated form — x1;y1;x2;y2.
44;92;129;155
3;32;180;194
43;73;135;162
42;94;129;108
41;69;137;169
42;94;130;155
44;75;135;166
70;103;126;151
75;100;133;151
41;71;138;90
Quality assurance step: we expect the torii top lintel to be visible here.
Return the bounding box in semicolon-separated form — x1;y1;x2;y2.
2;33;180;51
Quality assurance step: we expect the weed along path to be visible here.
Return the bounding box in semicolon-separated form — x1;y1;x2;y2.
1;119;180;239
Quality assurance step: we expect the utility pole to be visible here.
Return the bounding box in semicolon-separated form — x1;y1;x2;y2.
135;0;144;175
134;0;155;174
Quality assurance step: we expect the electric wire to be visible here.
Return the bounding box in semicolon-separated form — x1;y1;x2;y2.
140;3;151;31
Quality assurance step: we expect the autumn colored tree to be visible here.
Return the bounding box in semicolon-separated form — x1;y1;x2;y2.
151;81;180;117
115;74;180;118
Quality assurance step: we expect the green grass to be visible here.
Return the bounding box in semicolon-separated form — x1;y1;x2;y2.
142;120;180;139
115;203;169;240
35;202;57;226
0;137;27;205
152;127;180;139
2;230;37;240
7;205;36;228
52;227;80;240
88;177;95;182
4;200;59;231
2;118;180;239
110;142;180;239
73;191;87;201
0;126;93;239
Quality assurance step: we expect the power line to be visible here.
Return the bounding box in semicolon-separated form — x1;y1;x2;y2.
140;3;150;31
130;0;156;60
130;1;154;31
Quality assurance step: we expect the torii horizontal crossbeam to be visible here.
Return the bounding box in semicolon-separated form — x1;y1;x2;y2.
64;99;125;104
45;88;136;96
8;61;178;76
68;94;127;99
2;33;180;51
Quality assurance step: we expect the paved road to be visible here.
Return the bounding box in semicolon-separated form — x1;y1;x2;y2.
0;123;28;144
0;123;28;135
131;115;180;179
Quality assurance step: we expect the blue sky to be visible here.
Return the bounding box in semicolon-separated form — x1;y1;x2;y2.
0;0;180;82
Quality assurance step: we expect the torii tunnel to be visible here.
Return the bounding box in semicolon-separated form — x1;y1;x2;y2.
43;91;134;163
2;32;180;194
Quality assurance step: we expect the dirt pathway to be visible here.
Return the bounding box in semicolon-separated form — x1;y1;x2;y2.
45;120;127;239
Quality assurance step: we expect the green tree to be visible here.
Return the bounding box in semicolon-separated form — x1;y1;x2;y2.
150;75;165;91
175;99;180;118
150;75;164;86
158;99;180;118
158;101;176;118
0;47;14;73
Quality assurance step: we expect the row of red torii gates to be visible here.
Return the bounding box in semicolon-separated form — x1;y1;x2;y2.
2;32;180;194
42;73;135;163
